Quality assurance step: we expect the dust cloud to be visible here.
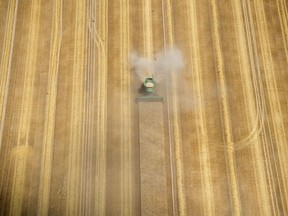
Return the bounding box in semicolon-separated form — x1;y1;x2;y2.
129;47;185;82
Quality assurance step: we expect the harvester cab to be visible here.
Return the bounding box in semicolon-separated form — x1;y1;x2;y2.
143;77;156;94
136;76;163;102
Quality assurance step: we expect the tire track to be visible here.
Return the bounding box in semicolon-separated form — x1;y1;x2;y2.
98;2;108;214
9;146;30;216
276;0;288;127
66;0;86;215
80;1;93;210
186;0;215;215
120;0;132;215
253;0;288;213
0;0;18;150
244;0;277;214
84;1;95;214
9;0;41;214
209;0;241;215
89;0;108;214
82;6;93;211
276;0;288;61
163;0;187;215
142;0;153;57
0;0;18;197
0;5;27;214
161;1;178;215
37;0;62;215
231;0;274;215
243;0;286;214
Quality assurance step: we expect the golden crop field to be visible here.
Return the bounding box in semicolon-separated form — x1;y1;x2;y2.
0;0;288;215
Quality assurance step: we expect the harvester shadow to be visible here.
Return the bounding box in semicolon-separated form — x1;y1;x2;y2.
138;84;146;95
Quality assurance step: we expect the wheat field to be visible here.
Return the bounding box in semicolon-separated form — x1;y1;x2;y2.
0;0;288;215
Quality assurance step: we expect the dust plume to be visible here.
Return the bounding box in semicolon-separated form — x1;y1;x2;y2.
130;47;185;82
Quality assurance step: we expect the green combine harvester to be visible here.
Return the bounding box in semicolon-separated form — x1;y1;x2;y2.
143;77;156;94
136;77;163;102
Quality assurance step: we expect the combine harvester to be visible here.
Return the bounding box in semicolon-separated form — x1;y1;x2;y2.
136;77;163;102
